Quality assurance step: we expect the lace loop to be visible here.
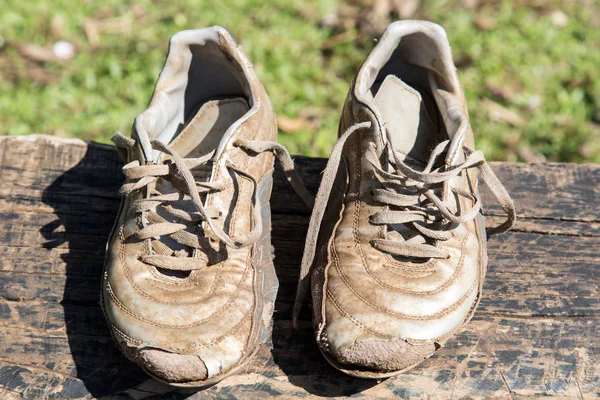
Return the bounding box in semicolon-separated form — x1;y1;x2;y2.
140;254;209;271
372;239;449;259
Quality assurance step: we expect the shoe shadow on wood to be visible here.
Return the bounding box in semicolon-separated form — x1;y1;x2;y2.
39;144;185;398
269;159;379;396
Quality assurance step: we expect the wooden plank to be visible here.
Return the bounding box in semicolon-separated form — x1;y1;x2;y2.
480;163;600;222
0;135;598;399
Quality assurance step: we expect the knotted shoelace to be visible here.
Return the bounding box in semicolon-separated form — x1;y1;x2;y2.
292;121;516;327
113;132;314;271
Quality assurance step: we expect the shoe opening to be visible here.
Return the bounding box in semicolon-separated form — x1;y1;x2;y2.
355;22;468;149
369;30;451;166
135;28;253;158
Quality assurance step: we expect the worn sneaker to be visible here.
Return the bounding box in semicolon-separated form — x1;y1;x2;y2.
295;21;516;378
103;27;312;387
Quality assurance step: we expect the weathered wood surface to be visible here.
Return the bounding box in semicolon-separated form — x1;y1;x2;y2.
0;135;598;399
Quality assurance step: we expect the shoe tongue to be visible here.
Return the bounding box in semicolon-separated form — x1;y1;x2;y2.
167;97;249;159
155;97;249;187
373;75;439;169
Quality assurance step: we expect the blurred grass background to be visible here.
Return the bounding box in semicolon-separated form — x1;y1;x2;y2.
1;0;599;162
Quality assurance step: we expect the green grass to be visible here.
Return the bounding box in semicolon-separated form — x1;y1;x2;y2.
1;0;599;162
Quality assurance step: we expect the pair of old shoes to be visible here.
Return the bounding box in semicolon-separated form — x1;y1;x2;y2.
102;21;516;387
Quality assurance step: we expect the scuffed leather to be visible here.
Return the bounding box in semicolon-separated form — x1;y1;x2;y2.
311;21;488;374
102;27;278;384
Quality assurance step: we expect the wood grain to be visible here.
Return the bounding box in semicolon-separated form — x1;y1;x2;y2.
0;135;598;399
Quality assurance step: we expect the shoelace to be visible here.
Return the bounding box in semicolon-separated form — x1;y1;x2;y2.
113;132;314;271
292;121;516;327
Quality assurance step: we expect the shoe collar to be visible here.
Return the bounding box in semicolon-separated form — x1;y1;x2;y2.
352;20;469;167
133;26;262;164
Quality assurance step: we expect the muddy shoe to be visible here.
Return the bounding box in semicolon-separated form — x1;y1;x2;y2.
294;20;516;378
103;27;312;387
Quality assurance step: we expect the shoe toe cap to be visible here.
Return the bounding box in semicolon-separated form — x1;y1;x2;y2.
331;338;437;374
133;348;208;383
